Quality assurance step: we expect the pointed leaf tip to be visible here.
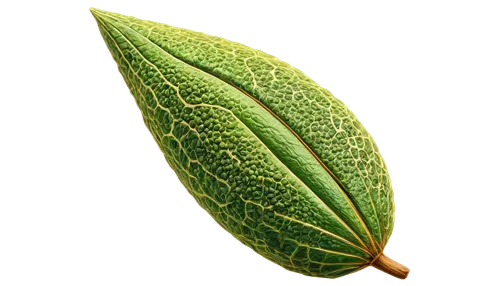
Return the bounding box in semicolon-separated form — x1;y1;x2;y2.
87;4;99;12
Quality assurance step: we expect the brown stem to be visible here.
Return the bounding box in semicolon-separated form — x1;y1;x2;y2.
371;253;410;279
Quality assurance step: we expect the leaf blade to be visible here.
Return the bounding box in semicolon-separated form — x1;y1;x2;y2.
87;6;394;280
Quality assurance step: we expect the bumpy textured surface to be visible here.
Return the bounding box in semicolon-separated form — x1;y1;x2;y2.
91;8;396;279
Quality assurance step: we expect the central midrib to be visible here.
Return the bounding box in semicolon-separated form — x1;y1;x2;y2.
100;13;379;255
223;83;378;253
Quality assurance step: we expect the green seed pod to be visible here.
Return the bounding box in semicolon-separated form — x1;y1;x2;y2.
90;8;409;280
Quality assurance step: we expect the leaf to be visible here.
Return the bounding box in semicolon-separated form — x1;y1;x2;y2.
90;8;408;279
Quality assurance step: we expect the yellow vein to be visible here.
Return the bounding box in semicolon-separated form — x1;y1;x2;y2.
328;103;382;252
329;264;370;277
274;213;372;257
